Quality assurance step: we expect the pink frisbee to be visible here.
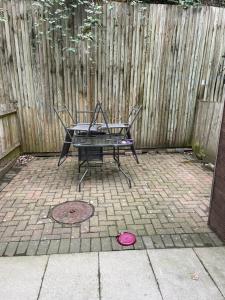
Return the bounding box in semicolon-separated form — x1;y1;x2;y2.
116;232;136;246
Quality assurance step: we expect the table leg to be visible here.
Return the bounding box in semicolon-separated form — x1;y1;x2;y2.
58;130;74;166
78;146;132;191
78;160;86;173
78;148;90;192
113;147;120;167
78;168;89;192
119;166;131;188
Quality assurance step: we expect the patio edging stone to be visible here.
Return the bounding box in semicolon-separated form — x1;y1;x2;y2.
0;232;224;257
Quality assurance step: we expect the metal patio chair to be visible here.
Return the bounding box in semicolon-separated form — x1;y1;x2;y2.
100;105;142;164
53;105;77;166
76;102;111;174
54;102;110;166
120;105;142;164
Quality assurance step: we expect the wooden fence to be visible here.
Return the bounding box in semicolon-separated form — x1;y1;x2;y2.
0;1;225;153
192;101;224;162
0;109;20;173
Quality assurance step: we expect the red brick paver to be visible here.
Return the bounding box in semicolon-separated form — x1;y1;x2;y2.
0;153;223;255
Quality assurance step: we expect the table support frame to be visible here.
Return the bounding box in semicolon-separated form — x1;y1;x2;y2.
77;147;132;192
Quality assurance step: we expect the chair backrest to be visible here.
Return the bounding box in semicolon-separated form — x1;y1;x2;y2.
121;105;142;138
53;105;76;139
87;101;111;136
128;105;142;128
74;103;109;125
53;105;76;125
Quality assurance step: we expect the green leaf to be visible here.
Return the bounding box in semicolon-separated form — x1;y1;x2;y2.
32;2;43;8
66;47;77;53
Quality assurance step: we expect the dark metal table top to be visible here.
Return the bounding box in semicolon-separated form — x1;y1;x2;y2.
72;135;133;148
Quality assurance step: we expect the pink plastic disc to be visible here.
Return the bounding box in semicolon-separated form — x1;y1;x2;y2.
116;232;136;246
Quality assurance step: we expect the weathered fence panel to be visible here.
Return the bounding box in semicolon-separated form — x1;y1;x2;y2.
192;101;224;162
0;109;20;174
0;2;225;153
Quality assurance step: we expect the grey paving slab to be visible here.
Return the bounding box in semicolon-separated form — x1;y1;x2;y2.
37;240;50;256
171;234;184;248
58;238;70;254
47;239;60;254
16;241;29;255
100;250;162;300
208;233;224;246
0;256;48;300
70;238;80;253
142;236;154;249
101;237;112;251
151;235;165;248
80;238;91;252
147;248;224;300
91;238;101;252
134;237;145;250
26;240;39;256
39;252;99;300
161;235;174;248
195;247;225;297
4;241;19;256
190;234;204;247
0;242;8;256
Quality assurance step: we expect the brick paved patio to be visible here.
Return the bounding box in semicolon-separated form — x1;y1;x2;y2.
0;153;223;256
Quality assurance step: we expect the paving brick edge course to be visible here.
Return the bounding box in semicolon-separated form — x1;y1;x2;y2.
0;233;224;257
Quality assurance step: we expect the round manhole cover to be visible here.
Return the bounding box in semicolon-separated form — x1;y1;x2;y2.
50;201;94;224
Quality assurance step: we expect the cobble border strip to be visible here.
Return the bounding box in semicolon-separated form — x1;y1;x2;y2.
0;233;224;257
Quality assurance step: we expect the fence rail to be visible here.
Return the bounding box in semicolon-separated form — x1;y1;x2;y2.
0;2;225;153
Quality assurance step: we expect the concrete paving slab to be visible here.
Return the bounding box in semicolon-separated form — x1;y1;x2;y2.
147;248;224;300
100;250;162;300
39;252;99;300
0;256;48;300
194;247;225;297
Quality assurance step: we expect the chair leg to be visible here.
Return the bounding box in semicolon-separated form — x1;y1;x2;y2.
126;130;139;164
58;130;74;166
130;144;139;164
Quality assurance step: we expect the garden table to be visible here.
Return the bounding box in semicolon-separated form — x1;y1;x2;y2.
55;102;141;166
58;122;139;166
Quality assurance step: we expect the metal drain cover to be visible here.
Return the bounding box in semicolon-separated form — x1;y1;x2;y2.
50;201;94;224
